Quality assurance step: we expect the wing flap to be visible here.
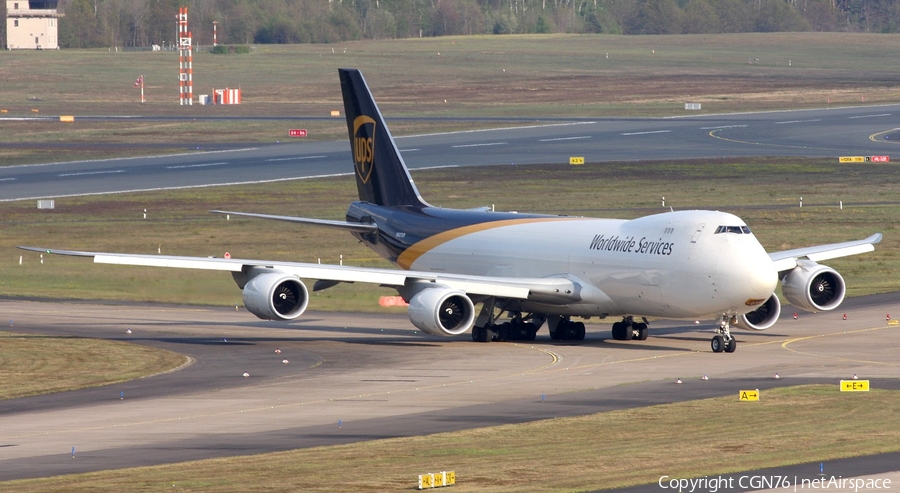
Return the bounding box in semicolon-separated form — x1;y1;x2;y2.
430;278;531;299
95;253;246;272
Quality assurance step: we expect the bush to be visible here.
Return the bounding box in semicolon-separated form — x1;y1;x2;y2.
210;45;251;54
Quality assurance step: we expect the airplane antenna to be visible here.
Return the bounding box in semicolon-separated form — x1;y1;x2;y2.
670;206;674;212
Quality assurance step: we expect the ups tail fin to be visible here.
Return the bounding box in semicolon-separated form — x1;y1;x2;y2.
339;68;427;208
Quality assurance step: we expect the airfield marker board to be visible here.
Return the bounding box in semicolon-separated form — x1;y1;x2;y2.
840;380;870;392
739;390;760;401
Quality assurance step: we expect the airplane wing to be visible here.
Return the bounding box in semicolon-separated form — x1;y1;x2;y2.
209;210;378;234
768;233;882;273
16;246;588;304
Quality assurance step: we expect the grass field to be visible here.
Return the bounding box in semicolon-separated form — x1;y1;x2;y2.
0;330;187;399
2;32;900;165
3;158;897;310
2;33;899;491
2;385;899;492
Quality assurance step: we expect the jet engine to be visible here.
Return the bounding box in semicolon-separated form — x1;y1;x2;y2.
407;286;475;336
781;260;845;312
242;271;309;320
734;294;781;330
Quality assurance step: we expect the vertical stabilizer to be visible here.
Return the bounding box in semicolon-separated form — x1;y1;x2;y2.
339;68;427;208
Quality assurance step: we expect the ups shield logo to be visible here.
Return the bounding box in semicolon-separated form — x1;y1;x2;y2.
353;116;377;184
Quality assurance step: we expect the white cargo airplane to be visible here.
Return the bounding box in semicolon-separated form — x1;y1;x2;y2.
21;68;882;353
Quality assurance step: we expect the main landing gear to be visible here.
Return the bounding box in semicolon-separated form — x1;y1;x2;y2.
471;318;539;342
548;316;586;341
610;316;649;341
471;300;541;342
710;315;737;353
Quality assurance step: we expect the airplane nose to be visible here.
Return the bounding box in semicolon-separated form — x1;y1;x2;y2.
718;236;778;301
739;236;778;296
748;256;778;295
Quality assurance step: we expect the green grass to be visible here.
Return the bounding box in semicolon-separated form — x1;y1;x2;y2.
2;32;900;165
2;385;898;492
2;158;896;311
0;331;187;399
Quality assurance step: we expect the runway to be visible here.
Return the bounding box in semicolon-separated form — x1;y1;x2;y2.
1;104;899;201
1;293;899;486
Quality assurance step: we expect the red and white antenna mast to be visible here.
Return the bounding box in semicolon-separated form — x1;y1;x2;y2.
178;7;193;105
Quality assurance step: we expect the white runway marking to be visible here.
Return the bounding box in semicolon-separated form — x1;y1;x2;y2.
265;155;327;162
58;170;125;177
848;113;891;119
452;142;507;148
539;136;592;142
621;130;671;136
773;119;822;125
166;162;227;169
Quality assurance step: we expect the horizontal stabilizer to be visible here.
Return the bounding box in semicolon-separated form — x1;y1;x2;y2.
210;210;378;233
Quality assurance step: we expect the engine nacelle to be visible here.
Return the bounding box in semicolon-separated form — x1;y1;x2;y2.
242;271;309;320
734;294;781;331
781;260;845;312
407;286;475;337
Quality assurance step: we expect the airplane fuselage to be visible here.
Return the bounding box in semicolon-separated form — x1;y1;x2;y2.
348;203;777;321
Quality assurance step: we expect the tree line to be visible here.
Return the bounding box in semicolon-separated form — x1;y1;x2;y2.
1;0;899;49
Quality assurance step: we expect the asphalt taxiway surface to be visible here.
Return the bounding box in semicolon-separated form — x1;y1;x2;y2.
2;104;899;201
1;293;899;486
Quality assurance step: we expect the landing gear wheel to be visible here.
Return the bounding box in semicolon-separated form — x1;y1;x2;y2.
518;322;537;341
472;326;492;343
496;322;510;342
711;335;725;353
548;318;587;342
712;315;738;353
612;317;644;341
635;323;649;341
611;322;624;340
725;337;737;353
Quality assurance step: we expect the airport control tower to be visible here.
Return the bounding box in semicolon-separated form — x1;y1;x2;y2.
5;0;61;50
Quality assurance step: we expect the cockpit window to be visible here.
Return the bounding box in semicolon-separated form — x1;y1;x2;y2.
715;225;752;234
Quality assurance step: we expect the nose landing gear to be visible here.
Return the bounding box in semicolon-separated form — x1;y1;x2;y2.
711;316;737;353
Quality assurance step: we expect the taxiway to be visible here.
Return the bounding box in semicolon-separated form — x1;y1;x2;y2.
1;293;898;485
2;105;899;201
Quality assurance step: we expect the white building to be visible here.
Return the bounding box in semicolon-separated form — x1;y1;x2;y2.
6;0;60;50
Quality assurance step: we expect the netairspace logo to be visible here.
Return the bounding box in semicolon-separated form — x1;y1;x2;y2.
658;475;892;493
